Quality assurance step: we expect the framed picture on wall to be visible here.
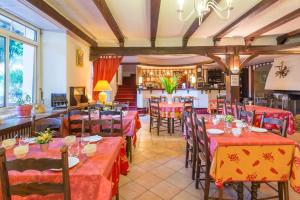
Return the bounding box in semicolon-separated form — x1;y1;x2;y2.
76;49;84;67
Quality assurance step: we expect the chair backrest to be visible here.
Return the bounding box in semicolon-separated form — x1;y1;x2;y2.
160;96;167;102
239;110;255;125
149;99;160;118
260;112;288;137
0;146;70;200
183;110;195;141
193;113;211;167
235;100;246;119
99;110;123;136
183;98;193;112
173;96;181;102
82;118;113;137
150;96;160;101
67;106;90;136
224;100;234;116
216;95;226;114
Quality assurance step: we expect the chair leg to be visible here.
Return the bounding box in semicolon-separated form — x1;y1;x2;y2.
237;182;244;200
204;170;210;200
192;145;196;180
278;182;284;200
195;156;200;189
126;136;132;162
283;182;289;200
185;141;189;168
218;188;224;200
157;119;160;136
116;184;119;200
149;117;152;132
251;182;259;200
172;118;174;134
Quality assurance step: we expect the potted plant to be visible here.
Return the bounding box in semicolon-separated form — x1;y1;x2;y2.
160;76;178;104
16;94;32;117
36;128;53;152
224;115;234;134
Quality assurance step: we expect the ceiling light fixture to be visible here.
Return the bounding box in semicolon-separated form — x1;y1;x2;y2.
177;0;234;25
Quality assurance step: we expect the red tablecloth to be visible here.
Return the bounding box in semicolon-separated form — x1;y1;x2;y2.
244;105;296;134
159;102;184;118
1;137;124;200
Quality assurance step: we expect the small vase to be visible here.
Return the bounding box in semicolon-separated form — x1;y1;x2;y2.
224;122;232;134
40;143;49;152
167;94;172;104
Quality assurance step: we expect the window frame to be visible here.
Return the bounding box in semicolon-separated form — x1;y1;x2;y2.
0;9;40;109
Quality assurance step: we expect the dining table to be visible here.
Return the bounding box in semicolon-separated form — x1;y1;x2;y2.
197;114;300;196
0;137;124;200
159;102;184;133
243;105;296;134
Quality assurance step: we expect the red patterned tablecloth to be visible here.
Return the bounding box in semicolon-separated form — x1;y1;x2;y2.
159;102;184;118
244;105;296;134
0;137;124;200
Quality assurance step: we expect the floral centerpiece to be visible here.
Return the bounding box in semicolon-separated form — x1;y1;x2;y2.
16;94;32;117
160;76;178;104
36;128;53;152
224;115;234;123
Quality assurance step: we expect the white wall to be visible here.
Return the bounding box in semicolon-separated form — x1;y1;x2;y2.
123;65;136;77
41;31;67;106
265;55;300;91
66;35;92;100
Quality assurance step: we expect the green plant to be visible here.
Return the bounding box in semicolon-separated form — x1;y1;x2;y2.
224;115;234;123
16;94;31;106
160;76;178;94
35;128;53;144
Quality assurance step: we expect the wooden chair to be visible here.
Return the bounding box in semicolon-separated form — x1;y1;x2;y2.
235;100;246;118
238;110;255;125
173;96;181;102
148;99;168;136
99;110;123;137
224;100;234;116
0;146;71;200
253;113;289;200
67;106;90;136
183;110;197;180
160;96;167;102
194;115;243;200
34;114;65;137
216;95;226;114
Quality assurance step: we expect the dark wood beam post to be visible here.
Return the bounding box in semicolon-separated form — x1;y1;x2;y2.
25;0;97;46
91;0;125;47
277;28;300;45
225;54;240;102
213;0;278;43
245;8;300;45
150;0;161;47
182;0;221;47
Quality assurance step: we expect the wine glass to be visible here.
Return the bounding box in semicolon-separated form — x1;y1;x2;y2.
80;132;90;147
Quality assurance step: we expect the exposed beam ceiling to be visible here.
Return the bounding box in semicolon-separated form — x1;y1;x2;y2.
150;0;161;47
90;42;300;60
213;0;278;43
277;28;300;45
182;0;221;47
91;0;124;47
24;0;97;46
245;8;300;45
121;60;214;67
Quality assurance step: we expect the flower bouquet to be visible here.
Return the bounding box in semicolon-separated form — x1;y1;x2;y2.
36;128;53;152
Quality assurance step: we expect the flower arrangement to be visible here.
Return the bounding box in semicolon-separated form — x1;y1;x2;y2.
16;94;33;117
36;128;53;144
224;115;234;123
16;94;31;106
160;76;178;94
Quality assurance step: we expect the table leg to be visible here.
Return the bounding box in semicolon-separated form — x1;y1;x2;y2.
237;182;244;200
167;118;171;134
172;118;174;134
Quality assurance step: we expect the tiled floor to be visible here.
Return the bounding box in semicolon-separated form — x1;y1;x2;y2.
118;115;300;200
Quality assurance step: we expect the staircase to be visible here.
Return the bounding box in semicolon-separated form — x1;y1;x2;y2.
115;74;137;110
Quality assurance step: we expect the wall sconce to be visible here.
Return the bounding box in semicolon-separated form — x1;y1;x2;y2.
230;54;240;74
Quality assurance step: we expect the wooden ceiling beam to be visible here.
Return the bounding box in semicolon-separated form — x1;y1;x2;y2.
90;42;300;60
150;0;161;47
121;60;215;67
24;0;97;46
245;8;300;45
277;28;300;45
91;0;125;47
182;0;221;47
213;0;278;43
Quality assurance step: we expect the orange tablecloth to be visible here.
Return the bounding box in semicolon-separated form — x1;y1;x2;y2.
244;105;296;134
197;116;300;194
159;102;184;118
0;137;124;200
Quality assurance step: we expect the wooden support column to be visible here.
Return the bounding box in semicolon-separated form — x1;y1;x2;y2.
225;55;240;102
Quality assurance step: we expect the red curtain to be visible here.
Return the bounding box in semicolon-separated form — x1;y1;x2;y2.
92;56;123;100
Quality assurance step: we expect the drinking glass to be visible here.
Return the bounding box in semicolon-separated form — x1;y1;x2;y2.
69;141;80;158
19;135;28;146
80;132;90;147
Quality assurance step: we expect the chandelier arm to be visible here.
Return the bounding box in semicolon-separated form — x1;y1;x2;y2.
208;1;230;12
178;9;196;22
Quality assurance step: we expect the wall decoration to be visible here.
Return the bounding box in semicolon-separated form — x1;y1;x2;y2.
230;75;239;86
275;61;289;78
76;49;84;67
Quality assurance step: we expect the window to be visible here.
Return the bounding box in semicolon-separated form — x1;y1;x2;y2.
0;12;39;108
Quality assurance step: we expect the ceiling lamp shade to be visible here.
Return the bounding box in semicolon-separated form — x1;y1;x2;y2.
177;0;234;25
93;80;112;92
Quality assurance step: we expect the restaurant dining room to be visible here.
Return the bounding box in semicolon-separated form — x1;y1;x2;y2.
1;0;300;200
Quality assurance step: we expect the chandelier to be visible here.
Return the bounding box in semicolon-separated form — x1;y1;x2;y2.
177;0;234;25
